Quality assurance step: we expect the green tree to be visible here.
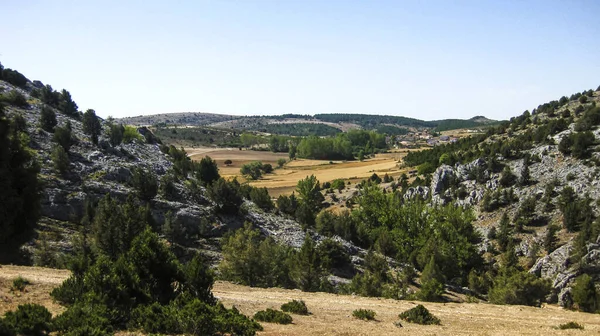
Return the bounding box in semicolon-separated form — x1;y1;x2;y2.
0;106;40;246
109;123;125;146
488;268;550;306
572;274;599;312
249;187;274;211
497;212;512;252
417;256;445;302
291;234;324;292
277;158;287;168
52;124;73;151
131;167;158;201
58;89;78;117
39;106;57;132
544;225;559;254
208;178;243;213
499;166;516;187
82;109;102;145
40;84;59;107
51;145;69;174
240;161;263;180
194;156;220;185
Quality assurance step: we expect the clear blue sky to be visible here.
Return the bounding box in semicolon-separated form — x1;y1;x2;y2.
1;1;599;120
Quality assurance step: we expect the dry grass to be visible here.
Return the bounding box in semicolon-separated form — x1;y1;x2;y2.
187;147;414;197
1;265;599;335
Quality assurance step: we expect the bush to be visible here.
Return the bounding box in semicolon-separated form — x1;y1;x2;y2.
488;269;550;307
122;125;143;143
2;304;52;336
398;305;441;325
352;309;376;321
1;90;28;107
281;300;309;315
253;308;293;324
11;276;31;292
277;158;286;168
558;321;584;330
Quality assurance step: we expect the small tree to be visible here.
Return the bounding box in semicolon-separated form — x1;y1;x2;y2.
499;166;516;187
53;124;73;151
131;167;158;201
39;106;57;132
52;145;69;174
249;187;274;211
196;156;220;185
240;161;263;180
82;109;101;145
224;159;233;166
291;234;324;292
572;274;599;313
58;89;78;117
417;256;445;302
277;158;286;168
544;225;559;254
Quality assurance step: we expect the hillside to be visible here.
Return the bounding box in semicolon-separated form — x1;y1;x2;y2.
118;112;498;136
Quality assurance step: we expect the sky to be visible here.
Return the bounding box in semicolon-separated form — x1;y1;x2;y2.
1;1;599;121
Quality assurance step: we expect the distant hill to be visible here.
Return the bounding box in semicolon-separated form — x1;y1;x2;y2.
118;111;498;136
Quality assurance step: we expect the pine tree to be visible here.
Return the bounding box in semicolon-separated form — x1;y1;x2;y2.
196;156;220;185
82;109;101;145
58;89;78;117
497;212;512;252
39;106;57;132
51;145;69;174
417;256;445;301
544;225;559;254
572;274;599;312
291;234;323;292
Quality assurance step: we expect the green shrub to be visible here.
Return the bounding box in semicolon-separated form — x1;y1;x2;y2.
281;300;309;315
2;304;52;336
352;309;376;321
253;308;293;324
398;305;441;325
11;276;31;292
122;125;143;143
52;302;113;336
488;269;550;307
558;321;584;330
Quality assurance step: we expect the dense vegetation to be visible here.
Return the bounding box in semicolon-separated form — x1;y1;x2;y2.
0;104;40;252
314;113;434;129
45;195;262;335
254;123;341;136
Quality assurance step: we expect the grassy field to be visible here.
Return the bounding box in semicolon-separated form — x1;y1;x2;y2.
187;147;414;197
1;265;598;335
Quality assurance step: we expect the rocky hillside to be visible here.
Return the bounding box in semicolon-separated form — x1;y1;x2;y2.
404;87;600;307
0;75;366;276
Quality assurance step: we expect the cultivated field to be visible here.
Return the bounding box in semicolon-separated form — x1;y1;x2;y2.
1;265;599;335
187;147;414;197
